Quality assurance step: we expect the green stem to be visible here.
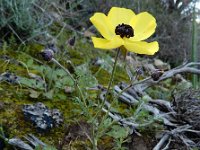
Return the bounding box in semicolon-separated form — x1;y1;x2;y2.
104;48;121;101
92;47;120;122
90;48;120;149
191;5;198;89
92;124;98;150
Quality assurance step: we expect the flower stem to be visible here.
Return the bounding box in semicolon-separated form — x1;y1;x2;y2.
104;48;120;101
90;48;120;149
93;48;120;119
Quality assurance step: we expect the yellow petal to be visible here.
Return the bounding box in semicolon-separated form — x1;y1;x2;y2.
90;13;114;40
107;7;135;29
130;12;156;41
124;40;159;55
92;36;123;50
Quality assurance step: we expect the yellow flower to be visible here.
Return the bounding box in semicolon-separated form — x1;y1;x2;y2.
90;7;159;55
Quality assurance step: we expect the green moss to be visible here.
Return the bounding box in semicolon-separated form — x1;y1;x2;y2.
0;89;79;146
91;66;110;85
114;66;129;84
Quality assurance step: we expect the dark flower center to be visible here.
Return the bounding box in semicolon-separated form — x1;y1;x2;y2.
115;23;134;38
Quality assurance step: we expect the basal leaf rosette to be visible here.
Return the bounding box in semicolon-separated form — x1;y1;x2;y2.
90;7;159;55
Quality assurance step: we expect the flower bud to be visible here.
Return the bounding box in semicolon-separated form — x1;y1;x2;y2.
151;70;164;81
40;49;54;61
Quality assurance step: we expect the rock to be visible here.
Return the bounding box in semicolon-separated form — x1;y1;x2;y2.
0;71;19;84
172;74;184;83
22;102;63;132
154;59;170;70
143;63;156;72
64;86;74;94
154;59;163;67
84;30;95;37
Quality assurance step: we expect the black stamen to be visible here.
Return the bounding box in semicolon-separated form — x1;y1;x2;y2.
115;23;134;38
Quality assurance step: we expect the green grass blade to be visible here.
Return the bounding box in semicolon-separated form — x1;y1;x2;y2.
191;5;198;89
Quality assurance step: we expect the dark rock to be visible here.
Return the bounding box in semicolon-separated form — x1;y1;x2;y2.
22;102;63;132
0;71;19;84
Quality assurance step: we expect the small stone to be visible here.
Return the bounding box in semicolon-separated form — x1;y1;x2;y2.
0;71;19;84
143;63;156;72
154;59;164;66
84;30;95;37
64;86;73;94
154;59;170;70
